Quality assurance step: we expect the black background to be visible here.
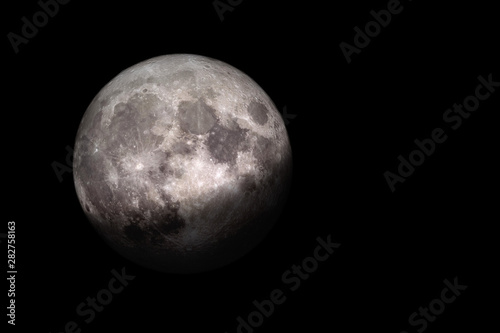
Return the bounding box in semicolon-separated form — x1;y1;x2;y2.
3;0;499;332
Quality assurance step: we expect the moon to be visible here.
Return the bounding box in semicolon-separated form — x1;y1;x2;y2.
73;54;292;274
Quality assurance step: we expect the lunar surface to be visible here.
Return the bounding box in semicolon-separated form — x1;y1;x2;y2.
73;54;292;274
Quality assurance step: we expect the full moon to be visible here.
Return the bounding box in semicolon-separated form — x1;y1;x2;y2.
73;54;292;274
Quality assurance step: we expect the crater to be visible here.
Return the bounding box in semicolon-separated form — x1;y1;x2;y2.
248;101;269;125
99;90;123;109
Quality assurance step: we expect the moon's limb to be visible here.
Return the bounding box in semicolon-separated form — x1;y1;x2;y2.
74;54;292;273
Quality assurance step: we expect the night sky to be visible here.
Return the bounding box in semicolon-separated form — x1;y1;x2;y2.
4;0;498;332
